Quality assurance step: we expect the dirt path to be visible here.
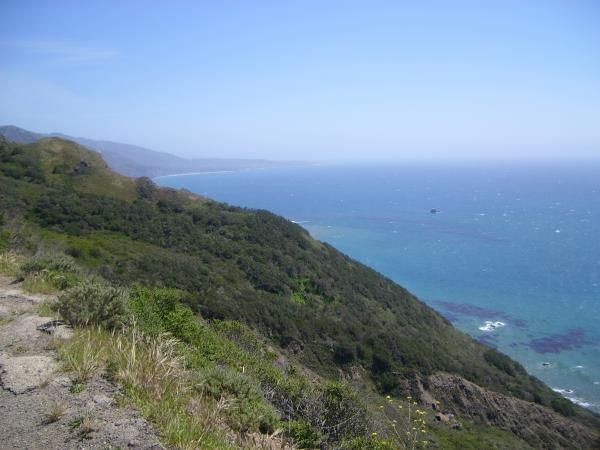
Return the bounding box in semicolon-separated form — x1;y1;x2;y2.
0;276;165;450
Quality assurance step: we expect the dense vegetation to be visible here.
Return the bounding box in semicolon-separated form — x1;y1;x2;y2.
1;136;599;448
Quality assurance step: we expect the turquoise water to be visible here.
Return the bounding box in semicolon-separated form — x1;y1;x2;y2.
155;162;600;412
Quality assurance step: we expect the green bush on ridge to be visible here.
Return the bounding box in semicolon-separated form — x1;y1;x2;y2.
54;280;129;329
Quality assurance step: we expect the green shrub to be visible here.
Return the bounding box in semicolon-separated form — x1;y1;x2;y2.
197;366;280;433
212;319;277;362
320;382;369;441
484;349;518;377
20;254;79;274
22;269;81;293
54;280;128;329
340;436;397;450
284;420;324;449
0;230;10;250
551;397;575;416
128;286;199;339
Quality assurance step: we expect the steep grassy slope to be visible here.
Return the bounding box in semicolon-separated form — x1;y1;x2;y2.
1;136;599;447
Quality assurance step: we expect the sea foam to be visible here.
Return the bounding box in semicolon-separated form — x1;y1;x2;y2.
478;321;505;332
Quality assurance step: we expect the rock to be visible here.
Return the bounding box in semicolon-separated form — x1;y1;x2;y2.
428;372;598;448
36;320;66;333
73;159;90;175
451;422;463;430
37;320;73;339
435;413;450;423
93;394;114;406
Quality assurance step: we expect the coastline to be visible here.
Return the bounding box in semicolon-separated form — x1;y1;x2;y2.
153;169;238;179
152;162;318;180
154;164;600;414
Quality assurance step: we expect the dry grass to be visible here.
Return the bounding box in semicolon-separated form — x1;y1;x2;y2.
22;272;58;294
37;300;57;318
113;328;188;401
0;251;23;277
43;401;66;424
11;345;30;355
80;414;99;435
58;324;294;449
59;326;239;449
45;334;67;351
69;410;98;436
243;429;293;450
39;373;55;388
59;329;104;385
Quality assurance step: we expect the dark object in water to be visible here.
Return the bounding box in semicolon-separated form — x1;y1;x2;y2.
430;208;439;214
542;362;551;366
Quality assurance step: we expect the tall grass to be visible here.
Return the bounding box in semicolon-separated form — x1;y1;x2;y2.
58;326;237;449
0;251;24;276
59;328;104;384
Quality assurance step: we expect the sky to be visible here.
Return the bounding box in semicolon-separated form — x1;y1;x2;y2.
0;1;599;161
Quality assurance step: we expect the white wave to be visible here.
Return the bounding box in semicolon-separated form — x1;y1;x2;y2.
478;321;506;332
552;388;574;395
566;397;592;408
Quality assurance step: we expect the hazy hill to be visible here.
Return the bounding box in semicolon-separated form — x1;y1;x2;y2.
0;136;598;448
0;125;298;177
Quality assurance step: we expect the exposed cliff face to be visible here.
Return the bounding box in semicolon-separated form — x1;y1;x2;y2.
426;373;600;449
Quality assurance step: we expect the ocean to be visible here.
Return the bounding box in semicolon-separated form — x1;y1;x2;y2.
155;161;600;412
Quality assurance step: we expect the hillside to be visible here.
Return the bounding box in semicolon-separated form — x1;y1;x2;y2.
0;125;299;177
1;136;599;449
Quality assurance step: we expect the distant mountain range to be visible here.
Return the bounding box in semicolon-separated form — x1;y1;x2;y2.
0;125;299;177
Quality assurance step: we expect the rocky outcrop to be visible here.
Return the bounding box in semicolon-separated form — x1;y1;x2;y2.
72;159;90;175
427;372;600;449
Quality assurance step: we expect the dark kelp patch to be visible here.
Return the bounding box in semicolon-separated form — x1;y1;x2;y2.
524;328;595;354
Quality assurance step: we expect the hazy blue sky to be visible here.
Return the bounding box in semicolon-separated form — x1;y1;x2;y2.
0;1;599;160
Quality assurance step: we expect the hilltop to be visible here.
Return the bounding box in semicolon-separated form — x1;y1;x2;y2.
0;125;300;177
0;136;599;449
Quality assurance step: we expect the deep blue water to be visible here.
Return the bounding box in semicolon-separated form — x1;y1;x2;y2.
155;162;600;412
